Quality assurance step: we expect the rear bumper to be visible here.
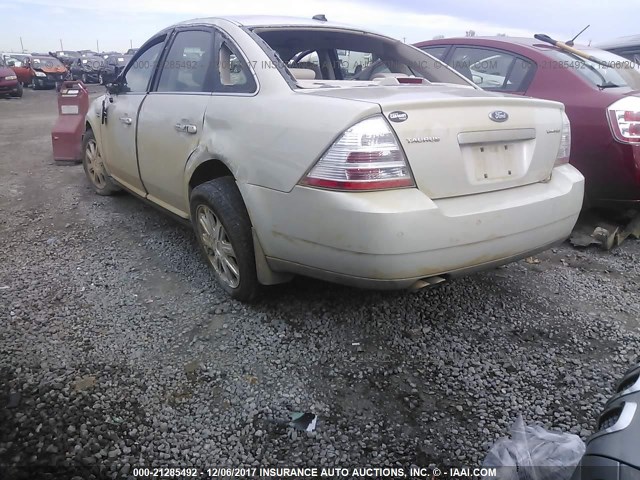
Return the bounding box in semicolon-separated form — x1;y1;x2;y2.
241;164;585;288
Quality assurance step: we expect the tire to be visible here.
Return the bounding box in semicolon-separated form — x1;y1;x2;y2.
10;83;23;98
190;177;259;302
82;130;120;196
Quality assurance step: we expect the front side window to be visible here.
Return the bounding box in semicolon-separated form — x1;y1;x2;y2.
157;30;215;93
123;38;165;93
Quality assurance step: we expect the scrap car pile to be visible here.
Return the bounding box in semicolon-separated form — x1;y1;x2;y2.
0;48;136;92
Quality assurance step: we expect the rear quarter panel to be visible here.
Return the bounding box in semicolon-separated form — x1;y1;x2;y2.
189;92;381;195
184;21;381;200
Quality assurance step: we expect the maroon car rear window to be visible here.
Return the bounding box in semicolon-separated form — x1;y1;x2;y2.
545;49;640;89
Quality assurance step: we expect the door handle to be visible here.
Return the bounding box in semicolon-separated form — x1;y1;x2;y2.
119;116;132;125
174;123;197;134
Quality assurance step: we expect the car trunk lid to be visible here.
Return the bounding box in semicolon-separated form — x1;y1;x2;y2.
303;85;565;199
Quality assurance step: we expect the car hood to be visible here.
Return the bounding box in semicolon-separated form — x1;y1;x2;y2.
36;66;67;74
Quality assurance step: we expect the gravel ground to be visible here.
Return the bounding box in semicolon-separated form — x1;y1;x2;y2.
1;88;639;479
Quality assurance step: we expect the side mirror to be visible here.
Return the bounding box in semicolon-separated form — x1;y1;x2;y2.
472;74;483;85
106;82;124;94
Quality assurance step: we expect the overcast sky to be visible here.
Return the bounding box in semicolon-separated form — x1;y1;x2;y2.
0;0;635;53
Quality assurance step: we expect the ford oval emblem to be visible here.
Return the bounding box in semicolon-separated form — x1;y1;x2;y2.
489;110;509;122
388;111;408;123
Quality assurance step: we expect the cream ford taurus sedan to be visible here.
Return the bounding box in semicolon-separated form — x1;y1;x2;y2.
82;15;584;301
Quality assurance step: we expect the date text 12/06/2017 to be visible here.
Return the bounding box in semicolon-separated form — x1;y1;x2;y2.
131;466;498;478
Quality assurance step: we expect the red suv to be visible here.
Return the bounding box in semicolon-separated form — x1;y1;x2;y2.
0;56;22;98
416;37;640;208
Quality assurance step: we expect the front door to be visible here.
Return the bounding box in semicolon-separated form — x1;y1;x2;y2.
102;38;166;197
137;28;216;217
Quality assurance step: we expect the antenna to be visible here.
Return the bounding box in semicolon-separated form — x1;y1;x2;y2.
566;25;590;46
312;14;327;21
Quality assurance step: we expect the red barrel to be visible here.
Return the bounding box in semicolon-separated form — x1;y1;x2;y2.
51;80;90;163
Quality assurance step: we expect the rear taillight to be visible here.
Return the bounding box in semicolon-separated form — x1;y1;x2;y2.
554;113;571;166
301;116;415;191
607;97;640;144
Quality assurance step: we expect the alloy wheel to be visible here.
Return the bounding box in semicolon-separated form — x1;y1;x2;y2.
196;205;240;288
85;139;107;189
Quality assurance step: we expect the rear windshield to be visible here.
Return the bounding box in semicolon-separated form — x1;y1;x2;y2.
546;48;640;89
251;27;471;87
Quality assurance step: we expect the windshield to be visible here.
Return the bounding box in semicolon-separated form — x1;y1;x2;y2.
546;48;640;89
252;27;471;87
31;56;64;68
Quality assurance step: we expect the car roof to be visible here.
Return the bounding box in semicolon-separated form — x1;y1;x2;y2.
418;36;602;53
175;15;379;33
595;34;640;49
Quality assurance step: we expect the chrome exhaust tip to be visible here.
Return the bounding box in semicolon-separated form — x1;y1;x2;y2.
409;275;447;291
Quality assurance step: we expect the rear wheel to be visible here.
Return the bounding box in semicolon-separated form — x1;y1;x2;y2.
82;130;120;196
190;177;259;302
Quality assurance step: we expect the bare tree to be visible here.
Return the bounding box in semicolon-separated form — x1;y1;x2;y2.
465;30;476;37
496;33;507;37
432;35;445;40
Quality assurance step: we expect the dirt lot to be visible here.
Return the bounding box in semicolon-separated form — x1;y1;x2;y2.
1;88;640;478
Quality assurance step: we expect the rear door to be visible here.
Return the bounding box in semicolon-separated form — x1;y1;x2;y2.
136;29;258;216
136;28;216;217
101;36;166;196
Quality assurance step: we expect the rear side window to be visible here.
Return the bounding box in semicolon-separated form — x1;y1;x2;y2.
448;47;534;92
545;49;640;90
216;40;256;93
157;30;215;93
